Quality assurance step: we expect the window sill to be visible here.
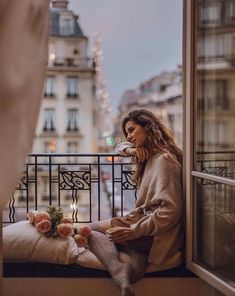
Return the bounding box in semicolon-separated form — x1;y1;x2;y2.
3;262;196;278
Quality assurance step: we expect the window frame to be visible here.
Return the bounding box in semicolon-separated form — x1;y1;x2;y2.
66;76;78;97
184;1;235;295
43;108;56;132
67;108;79;131
60;16;74;36
44;76;55;97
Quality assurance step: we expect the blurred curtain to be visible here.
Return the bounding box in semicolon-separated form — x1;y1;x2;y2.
0;0;50;291
0;0;49;207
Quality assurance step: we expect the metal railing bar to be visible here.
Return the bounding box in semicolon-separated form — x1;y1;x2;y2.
89;164;92;223
35;156;38;210
49;156;52;206
97;156;101;221
58;164;61;207
192;171;235;186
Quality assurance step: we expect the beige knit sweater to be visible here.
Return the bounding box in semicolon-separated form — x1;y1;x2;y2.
115;142;184;269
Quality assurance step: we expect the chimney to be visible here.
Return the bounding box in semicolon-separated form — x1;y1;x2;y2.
51;0;69;9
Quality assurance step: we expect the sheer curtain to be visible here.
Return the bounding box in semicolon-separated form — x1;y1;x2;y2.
0;0;50;292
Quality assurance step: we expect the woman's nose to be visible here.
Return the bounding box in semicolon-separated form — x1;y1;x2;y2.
127;136;133;143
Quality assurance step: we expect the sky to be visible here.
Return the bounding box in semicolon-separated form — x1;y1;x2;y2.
70;0;182;114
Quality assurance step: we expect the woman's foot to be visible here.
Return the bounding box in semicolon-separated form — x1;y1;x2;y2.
122;286;135;296
118;263;135;296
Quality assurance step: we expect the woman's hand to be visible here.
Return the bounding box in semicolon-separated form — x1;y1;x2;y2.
125;147;150;162
106;227;136;243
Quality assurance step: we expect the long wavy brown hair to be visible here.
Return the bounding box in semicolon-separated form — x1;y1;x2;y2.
122;109;182;185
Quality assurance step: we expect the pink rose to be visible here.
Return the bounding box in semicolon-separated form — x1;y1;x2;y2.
27;210;38;224
34;212;51;224
57;223;74;238
36;220;52;234
74;234;88;248
79;226;92;238
60;217;73;224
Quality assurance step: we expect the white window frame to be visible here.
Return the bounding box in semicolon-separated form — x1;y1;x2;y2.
43;108;56;131
60;17;74;35
184;1;235;295
67;108;78;131
45;76;55;97
67;77;78;97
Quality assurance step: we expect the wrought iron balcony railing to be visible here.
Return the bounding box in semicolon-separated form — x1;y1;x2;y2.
3;151;235;225
3;153;136;225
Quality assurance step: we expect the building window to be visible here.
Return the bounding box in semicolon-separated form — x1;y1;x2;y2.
203;80;229;111
67;141;78;163
206;121;231;147
60;17;74;35
41;177;57;201
67;141;78;153
44;76;55;97
43;140;56;164
199;3;221;27
43;108;56;132
67;109;78;131
198;35;231;60
226;1;235;22
67;77;78;97
43;140;57;153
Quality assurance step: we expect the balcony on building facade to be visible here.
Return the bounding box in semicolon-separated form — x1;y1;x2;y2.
42;125;56;132
65;126;82;138
66;93;79;99
48;57;95;71
44;92;56;98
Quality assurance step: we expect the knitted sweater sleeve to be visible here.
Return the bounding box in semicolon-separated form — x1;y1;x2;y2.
131;155;183;238
115;142;134;156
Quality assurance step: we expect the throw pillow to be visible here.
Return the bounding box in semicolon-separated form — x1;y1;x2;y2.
3;221;79;265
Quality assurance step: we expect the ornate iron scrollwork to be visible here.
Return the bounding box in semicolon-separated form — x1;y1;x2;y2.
122;171;136;190
60;171;90;190
9;194;15;223
16;173;27;190
201;166;230;185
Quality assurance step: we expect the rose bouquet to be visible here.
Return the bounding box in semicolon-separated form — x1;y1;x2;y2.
27;206;92;248
73;226;92;248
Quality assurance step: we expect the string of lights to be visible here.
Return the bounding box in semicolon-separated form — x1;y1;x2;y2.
93;34;114;150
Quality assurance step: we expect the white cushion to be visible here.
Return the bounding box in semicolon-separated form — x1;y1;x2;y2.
3;221;182;272
3;221;79;265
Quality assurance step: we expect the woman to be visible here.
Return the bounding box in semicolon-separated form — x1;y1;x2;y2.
88;109;184;296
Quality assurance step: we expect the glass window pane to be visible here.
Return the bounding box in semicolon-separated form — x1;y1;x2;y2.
67;77;78;96
43;108;55;131
45;76;54;96
196;151;235;180
193;177;235;286
67;109;78;131
60;18;74;35
193;0;235;288
195;0;235;177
